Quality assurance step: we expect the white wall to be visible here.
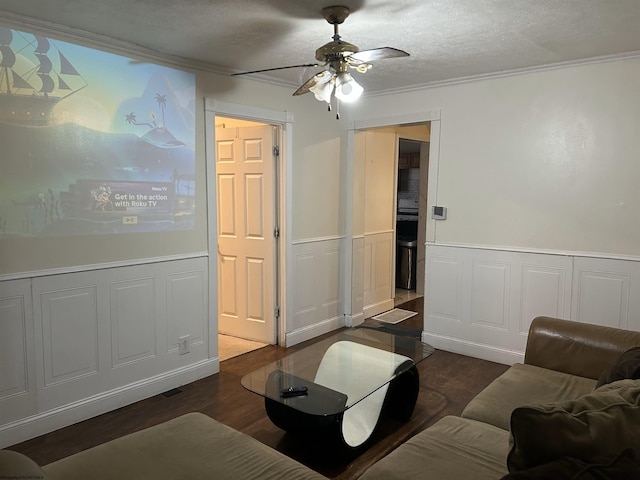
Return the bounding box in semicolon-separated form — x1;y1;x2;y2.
0;19;350;445
350;130;397;320
353;58;640;256
197;73;347;242
351;56;640;364
199;74;349;346
0;258;212;447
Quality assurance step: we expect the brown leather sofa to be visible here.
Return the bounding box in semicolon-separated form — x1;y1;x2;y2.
2;317;640;480
360;317;640;479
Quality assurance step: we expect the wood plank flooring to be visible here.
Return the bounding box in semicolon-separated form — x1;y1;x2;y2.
9;298;509;479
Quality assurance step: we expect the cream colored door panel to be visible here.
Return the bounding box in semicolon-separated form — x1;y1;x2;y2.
216;125;275;343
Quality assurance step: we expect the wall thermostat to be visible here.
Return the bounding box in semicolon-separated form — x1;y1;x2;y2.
432;205;447;220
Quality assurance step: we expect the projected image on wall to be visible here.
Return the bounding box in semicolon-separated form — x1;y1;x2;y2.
0;26;196;237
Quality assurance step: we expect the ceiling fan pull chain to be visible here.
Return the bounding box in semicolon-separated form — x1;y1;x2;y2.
336;98;340;120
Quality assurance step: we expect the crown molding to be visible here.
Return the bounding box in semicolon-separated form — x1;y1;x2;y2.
2;9;639;95
0;10;226;74
367;50;640;98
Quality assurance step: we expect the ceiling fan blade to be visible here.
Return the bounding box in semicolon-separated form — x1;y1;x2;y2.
231;63;319;76
349;47;410;63
293;70;333;96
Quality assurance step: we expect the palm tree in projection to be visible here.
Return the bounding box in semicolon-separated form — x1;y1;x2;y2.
155;93;167;127
124;111;153;129
124;93;184;148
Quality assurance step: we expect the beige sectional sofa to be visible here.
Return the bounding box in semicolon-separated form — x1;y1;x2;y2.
2;317;640;480
360;316;640;479
1;413;326;480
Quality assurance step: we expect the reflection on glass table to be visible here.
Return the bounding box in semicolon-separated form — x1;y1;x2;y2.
241;328;434;453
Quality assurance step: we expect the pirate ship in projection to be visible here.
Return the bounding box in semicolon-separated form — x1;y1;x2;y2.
0;27;87;126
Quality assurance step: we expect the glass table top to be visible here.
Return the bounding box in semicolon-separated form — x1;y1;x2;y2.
241;327;434;416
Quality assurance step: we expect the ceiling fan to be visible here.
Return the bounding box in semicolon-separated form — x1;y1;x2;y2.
231;5;409;118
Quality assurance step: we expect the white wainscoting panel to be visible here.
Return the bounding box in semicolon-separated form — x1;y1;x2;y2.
363;231;394;319
110;277;156;368
40;284;99;387
0;279;36;424
520;263;570;333
427;255;463;321
166;268;207;353
0;288;29;398
471;260;511;330
288;238;345;346
350;236;365;325
0;257;214;448
571;257;640;331
425;245;573;364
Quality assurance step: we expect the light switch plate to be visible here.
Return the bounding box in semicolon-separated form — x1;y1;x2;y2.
432;206;447;220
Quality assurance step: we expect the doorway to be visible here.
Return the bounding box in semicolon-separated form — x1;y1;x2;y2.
352;122;432;322
396;136;429;305
214;115;279;359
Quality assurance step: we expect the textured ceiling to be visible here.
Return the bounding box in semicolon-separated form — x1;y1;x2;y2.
1;0;639;94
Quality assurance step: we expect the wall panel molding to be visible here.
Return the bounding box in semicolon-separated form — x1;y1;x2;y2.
471;260;511;330
425;245;572;364
425;245;640;365
0;279;35;425
110;277;156;368
362;232;394;318
571;257;640;330
0;295;28;399
0;257;212;448
289;238;345;346
350;237;365;325
40;285;100;387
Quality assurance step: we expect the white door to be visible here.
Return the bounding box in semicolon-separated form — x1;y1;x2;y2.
216;125;276;343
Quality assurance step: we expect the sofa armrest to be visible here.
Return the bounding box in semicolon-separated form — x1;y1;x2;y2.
524;316;640;380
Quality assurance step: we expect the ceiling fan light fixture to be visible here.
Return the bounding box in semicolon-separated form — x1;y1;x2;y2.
334;72;363;103
309;77;335;103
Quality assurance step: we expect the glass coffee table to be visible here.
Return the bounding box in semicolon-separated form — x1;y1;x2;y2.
241;327;434;453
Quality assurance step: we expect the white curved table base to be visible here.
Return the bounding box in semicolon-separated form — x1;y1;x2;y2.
264;362;419;455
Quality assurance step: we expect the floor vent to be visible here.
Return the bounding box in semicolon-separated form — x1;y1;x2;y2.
161;388;182;397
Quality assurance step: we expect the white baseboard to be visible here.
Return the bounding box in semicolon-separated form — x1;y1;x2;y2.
0;359;219;449
285;316;345;347
422;332;524;366
346;312;365;327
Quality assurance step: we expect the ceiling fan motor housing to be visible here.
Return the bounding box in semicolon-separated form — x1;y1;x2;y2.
315;40;360;64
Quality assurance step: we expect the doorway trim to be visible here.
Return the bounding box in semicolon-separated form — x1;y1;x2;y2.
345;110;441;326
204;99;293;350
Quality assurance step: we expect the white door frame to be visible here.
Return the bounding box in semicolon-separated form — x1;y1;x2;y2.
345;110;441;326
204;99;293;350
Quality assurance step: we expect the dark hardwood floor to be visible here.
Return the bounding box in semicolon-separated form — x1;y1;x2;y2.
9;298;508;479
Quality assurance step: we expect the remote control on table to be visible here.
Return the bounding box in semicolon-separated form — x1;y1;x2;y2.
280;386;308;398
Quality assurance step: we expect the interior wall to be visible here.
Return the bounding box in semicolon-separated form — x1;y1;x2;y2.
199;75;348;346
197;73;347;243
363;130;396;234
352;57;640;257
0;16;350;445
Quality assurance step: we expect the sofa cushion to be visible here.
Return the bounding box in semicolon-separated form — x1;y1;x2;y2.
0;449;48;479
596;346;640;388
42;413;325;480
461;363;596;430
500;448;640;480
507;379;640;472
359;415;509;480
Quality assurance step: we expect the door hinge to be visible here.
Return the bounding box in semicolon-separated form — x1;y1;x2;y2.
273;145;279;157
274;226;280;239
274;306;280;319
